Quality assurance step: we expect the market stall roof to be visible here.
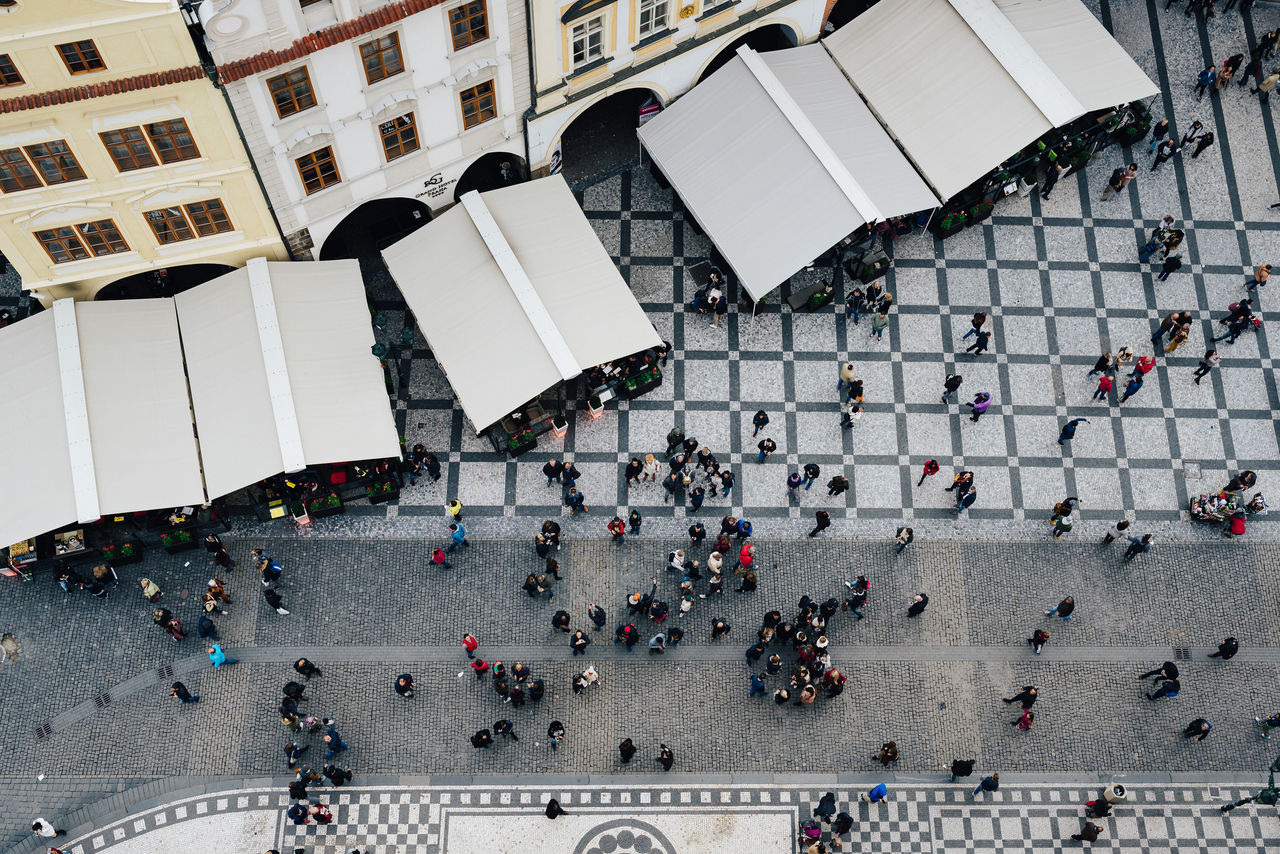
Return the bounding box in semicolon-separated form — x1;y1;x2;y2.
0;299;205;548
823;0;1156;200
638;44;939;302
381;175;661;431
175;258;401;500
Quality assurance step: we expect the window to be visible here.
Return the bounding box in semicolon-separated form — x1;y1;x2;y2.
23;140;85;185
36;219;130;263
449;2;489;50
295;146;340;194
144;200;233;245
0;54;23;87
299;0;327;6
184;199;233;236
380;114;420;161
101;127;158;171
57;40;105;74
638;0;668;37
267;68;316;118
571;17;604;68
145;119;200;164
459;81;495;129
35;227;91;264
77;219;130;256
0;148;41;193
360;33;403;84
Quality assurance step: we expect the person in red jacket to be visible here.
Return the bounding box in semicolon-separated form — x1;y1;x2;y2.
462;634;478;659
431;547;451;569
1093;375;1113;402
735;544;755;574
607;517;626;541
917;459;939;487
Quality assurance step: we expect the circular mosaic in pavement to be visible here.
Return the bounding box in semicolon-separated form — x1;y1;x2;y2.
573;818;679;854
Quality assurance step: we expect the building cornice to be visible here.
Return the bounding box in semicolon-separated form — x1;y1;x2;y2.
217;0;449;84
0;66;208;115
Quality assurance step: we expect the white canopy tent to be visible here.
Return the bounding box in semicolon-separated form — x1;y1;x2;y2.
638;44;939;303
0;299;205;548
823;0;1157;201
176;258;402;500
381;175;661;432
0;258;400;546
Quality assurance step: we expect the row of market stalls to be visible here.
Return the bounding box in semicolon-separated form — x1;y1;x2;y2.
639;0;1159;302
1;175;670;560
0;258;401;567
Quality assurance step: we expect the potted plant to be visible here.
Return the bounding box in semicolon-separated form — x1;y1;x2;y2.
550;414;568;438
366;477;400;505
306;492;344;518
966;200;994;226
932;209;967;238
587;394;605;419
102;541;142;565
161;530;196;554
508;427;537;458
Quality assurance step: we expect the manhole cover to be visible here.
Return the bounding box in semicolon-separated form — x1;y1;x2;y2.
33;721;52;741
1174;647;1191;660
1183;462;1202;479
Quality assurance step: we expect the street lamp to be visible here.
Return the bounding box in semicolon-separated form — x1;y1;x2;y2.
1220;756;1280;812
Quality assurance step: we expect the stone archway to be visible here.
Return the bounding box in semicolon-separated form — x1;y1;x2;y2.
696;22;800;84
557;87;663;185
318;197;433;261
92;263;234;301
454;152;529;200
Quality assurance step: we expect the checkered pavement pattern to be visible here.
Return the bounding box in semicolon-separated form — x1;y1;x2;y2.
64;782;1280;854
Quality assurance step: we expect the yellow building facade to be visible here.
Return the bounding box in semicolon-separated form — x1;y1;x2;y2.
0;0;286;303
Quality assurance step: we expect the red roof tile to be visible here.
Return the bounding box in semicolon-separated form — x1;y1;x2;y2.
0;66;207;114
219;0;446;83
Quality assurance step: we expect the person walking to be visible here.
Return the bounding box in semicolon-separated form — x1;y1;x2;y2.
1045;596;1075;620
1123;533;1153;561
1190;132;1216;159
953;484;977;515
860;783;889;804
1057;417;1089;445
1040;160;1063;200
1148;678;1181;700
446;522;469;553
1071;822;1104;843
998;686;1039;711
657;744;675;771
906;593;929;617
1152;139;1179;171
964;328;991;356
941;373;963;403
802;462;821;491
1246;264;1271;292
827;475;850;497
1101;518;1131;544
170;681;200;704
711;618;731;641
950;758;976;783
1148;118;1170;153
207;643;237;669
1165;326;1189;355
917;459;940;487
263;587;290;616
1093;374;1114;402
1100;163;1137;200
31;818;64;840
1183;719;1212;741
1257;68;1280;104
786;472;803;505
869;311;889;342
547;720;566;750
756;437;777;463
972;773;999;798
1158;253;1183;281
462;634;478;659
1028;628;1050;654
1192;349;1220;384
294;658;322;680
809;510;831;538
1208;637;1240;659
962;312;988;340
872;741;899;767
894;527;914;554
1051;512;1073;540
837;362;857;391
619;738;637;763
1119;375;1144;404
964;392;992;423
1255;713;1280;739
1194;64;1217;99
751;410;770;438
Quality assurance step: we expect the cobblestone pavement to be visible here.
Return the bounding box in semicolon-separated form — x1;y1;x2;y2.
5;536;1280;848
5;5;1280;548
18;779;1280;854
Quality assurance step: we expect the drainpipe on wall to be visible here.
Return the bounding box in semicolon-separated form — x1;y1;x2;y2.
522;0;537;175
205;64;292;257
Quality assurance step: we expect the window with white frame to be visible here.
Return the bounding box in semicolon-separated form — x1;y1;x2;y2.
638;0;667;37
571;17;604;68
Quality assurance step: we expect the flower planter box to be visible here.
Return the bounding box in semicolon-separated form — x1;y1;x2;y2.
550;415;568;438
366;478;400;505
507;428;537;459
161;531;197;554
100;541;143;566
306;493;345;519
587;395;606;419
856;250;890;284
966;201;994;226
620;366;663;400
931;211;967;239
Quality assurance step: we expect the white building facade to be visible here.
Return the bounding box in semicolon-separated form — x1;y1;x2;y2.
199;0;529;259
526;0;834;173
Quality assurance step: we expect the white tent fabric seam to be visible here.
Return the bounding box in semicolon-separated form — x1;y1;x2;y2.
52;298;100;524
735;45;883;224
459;191;579;381
247;257;306;474
947;0;1084;126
